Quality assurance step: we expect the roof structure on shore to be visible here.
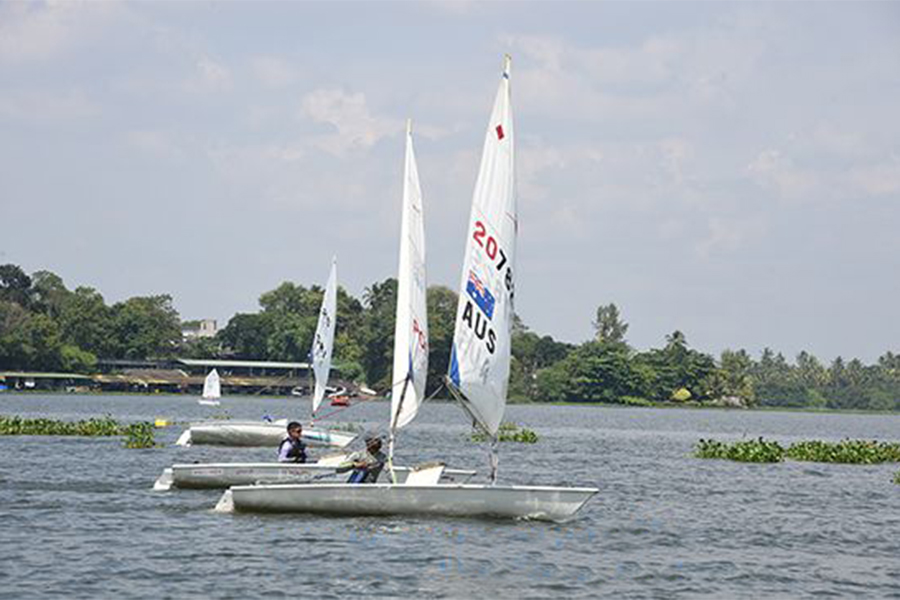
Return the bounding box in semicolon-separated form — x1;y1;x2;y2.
177;359;311;369
0;372;94;379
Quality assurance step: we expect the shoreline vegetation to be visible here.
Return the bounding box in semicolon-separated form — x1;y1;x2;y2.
2;263;899;412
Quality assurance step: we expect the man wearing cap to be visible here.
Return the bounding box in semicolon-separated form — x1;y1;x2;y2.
337;435;386;483
277;421;308;463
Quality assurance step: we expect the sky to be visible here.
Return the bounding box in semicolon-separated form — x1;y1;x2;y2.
1;1;899;363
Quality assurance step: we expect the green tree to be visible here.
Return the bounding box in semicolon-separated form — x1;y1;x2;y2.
425;285;457;395
593;303;628;344
635;331;715;402
218;313;274;359
109;295;181;359
0;264;33;308
58;287;113;357
360;278;397;390
0;302;65;370
30;270;70;318
538;340;648;403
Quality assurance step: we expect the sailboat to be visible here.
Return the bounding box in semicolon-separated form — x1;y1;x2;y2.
197;369;221;406
215;60;597;521
173;260;356;449
158;253;474;492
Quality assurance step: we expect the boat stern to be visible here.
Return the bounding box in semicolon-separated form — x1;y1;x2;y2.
214;489;235;513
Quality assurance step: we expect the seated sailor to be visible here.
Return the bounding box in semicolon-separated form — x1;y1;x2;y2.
337;435;386;483
277;421;308;463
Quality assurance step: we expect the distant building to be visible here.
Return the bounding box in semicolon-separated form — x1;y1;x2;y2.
182;318;218;341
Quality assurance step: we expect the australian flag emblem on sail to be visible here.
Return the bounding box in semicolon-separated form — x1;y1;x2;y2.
466;270;495;320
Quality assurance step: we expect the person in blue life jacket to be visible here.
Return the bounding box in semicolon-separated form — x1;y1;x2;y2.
337;435;386;483
277;421;308;463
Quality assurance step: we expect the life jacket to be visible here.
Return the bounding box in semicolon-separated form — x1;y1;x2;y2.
279;436;307;462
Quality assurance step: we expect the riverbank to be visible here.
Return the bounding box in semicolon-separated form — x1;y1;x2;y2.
4;390;899;415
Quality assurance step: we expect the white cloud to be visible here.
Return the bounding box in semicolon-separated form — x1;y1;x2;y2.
747;148;820;201
0;88;98;123
0;1;124;63
299;89;400;156
187;56;233;93
251;56;298;89
848;156;900;196
125;130;187;162
695;215;766;259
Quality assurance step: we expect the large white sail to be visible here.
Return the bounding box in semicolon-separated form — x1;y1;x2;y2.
202;369;221;400
390;120;429;432
448;55;516;438
311;258;338;415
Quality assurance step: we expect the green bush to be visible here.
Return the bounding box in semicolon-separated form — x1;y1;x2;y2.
471;421;539;444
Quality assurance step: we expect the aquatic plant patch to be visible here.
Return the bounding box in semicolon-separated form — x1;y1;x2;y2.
0;415;122;436
785;440;900;464
695;437;900;465
123;422;158;449
695;437;785;463
471;421;539;444
0;415;158;448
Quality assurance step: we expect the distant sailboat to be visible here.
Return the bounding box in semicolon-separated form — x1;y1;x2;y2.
197;369;221;406
310;257;338;418
215;60;596;521
174;260;356;449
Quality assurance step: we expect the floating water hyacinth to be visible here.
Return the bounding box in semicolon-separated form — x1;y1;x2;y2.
123;422;158;449
0;415;122;436
0;415;158;449
785;439;900;464
471;421;539;444
695;437;785;463
695;437;900;464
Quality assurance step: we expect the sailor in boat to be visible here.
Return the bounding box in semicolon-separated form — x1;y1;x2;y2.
336;435;386;483
277;421;308;463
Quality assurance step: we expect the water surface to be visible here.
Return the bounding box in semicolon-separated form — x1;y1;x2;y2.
1;394;898;598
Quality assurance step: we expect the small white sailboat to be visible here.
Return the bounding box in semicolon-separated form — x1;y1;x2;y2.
154;461;476;491
197;369;221;406
215;63;595;522
174;259;357;449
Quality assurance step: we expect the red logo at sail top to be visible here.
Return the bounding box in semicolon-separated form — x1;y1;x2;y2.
495;125;504;140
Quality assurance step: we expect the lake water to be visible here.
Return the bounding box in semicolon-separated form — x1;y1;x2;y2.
1;393;898;599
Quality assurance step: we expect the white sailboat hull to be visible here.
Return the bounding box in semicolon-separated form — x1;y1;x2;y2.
216;483;598;522
154;463;476;491
175;422;357;448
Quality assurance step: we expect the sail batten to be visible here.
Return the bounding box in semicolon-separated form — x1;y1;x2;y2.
311;258;338;415
390;120;428;433
448;56;516;438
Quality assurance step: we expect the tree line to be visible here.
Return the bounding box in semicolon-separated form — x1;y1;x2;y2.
1;264;897;410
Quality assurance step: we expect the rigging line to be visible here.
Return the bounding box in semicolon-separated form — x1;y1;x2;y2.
310;393;378;422
424;382;445;402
